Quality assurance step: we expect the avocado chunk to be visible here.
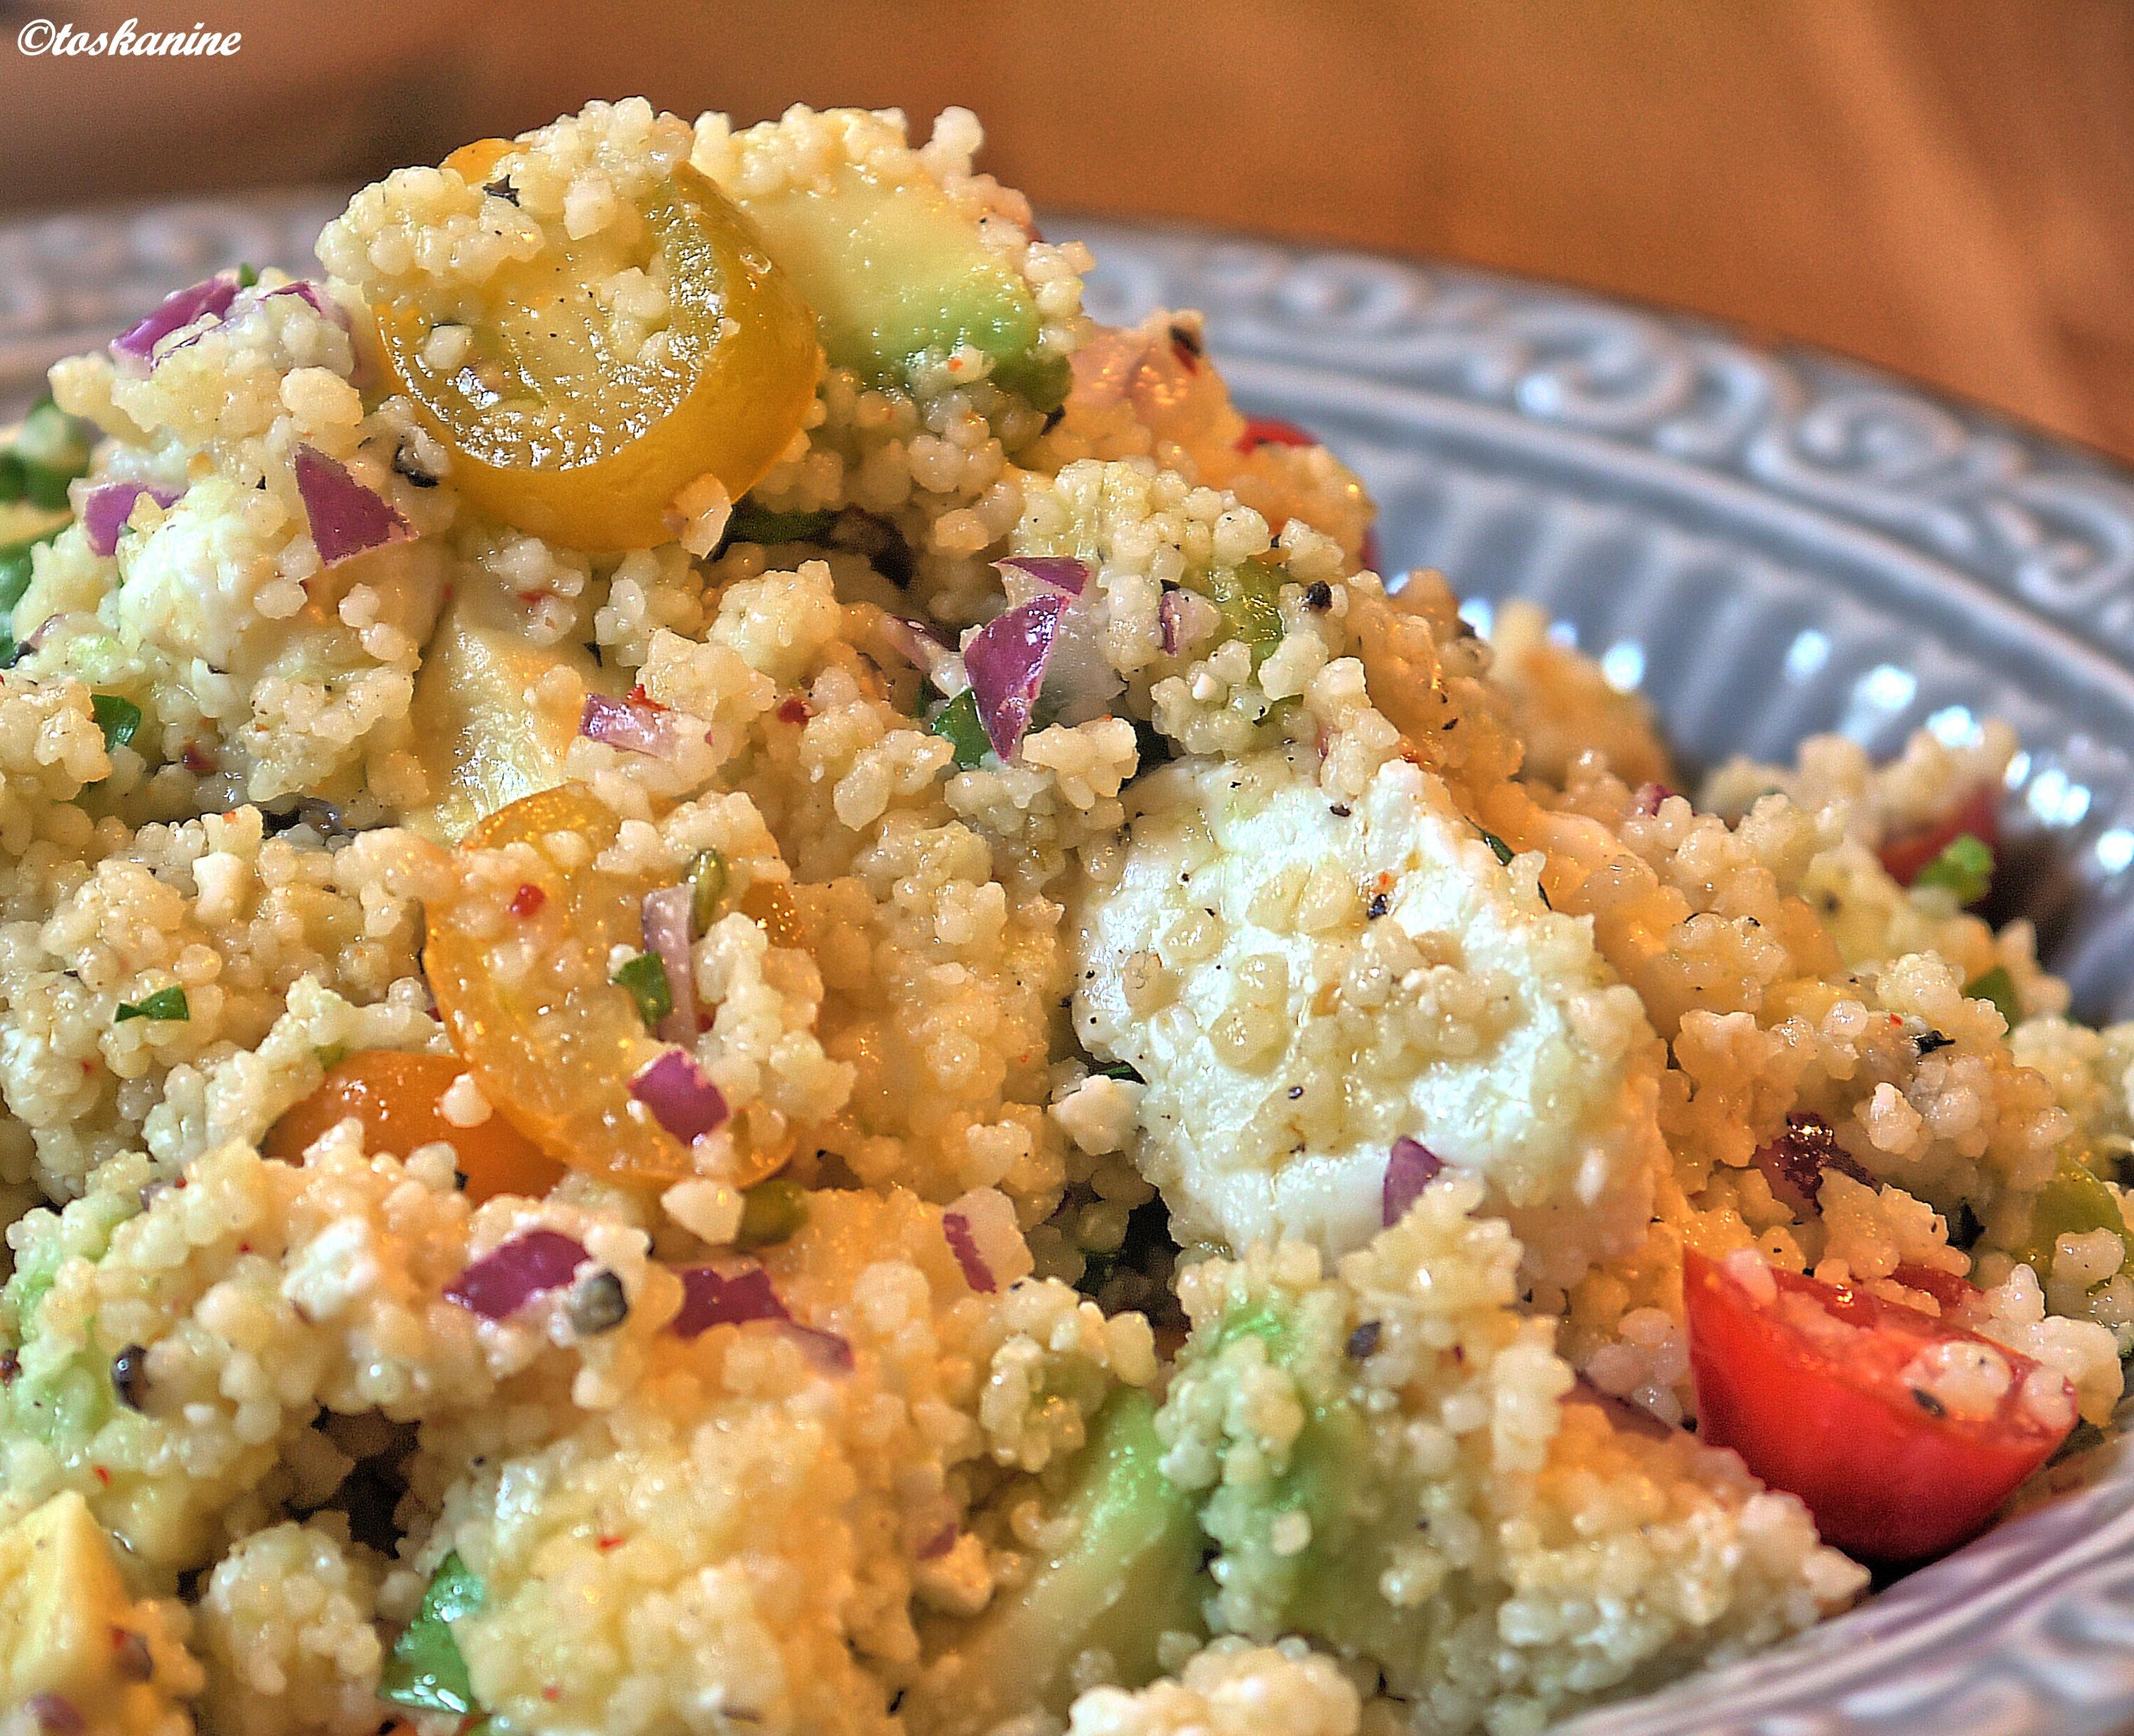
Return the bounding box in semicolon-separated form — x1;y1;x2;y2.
732;164;1069;411
0;1492;201;1731
906;1389;1206;1735
401;587;618;843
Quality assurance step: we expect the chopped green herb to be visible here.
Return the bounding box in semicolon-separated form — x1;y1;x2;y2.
725;502;838;545
313;1042;349;1070
380;1551;485;1716
688;849;729;931
1965;964;2021;1028
1914;832;1994;905
735;1175;810;1249
91;694;142;751
1093;1060;1145;1084
611;951;673;1030
929;688;990;769
235;263;260;289
11;396;95;509
0;549;35;621
116;986;188;1023
1477;828;1516;868
1209;558;1284;667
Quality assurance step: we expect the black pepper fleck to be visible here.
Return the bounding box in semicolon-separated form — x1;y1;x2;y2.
1287;1084;1304;1099
568;1269;630;1337
1346;1320;1382;1359
1367;892;1390;920
1914;1030;1956;1057
1912;1388;1947;1418
482;176;521;206
111;1344;150;1410
392;443;440;488
1303;580;1333;611
1329;804;1352;818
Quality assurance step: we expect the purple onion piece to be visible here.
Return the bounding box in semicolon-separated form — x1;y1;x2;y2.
292;445;412;567
259;280;347;327
579;692;678;756
445;1229;589;1320
963;594;1067;760
23;1694;85;1735
1633;782;1678;817
782;1321;856;1374
878;614;956;685
673;1261;790;1338
916;1522;959;1560
80;482;182;557
942;1210;995;1293
641;885;699;1044
1751;1111;1872;1218
111;273;242;365
629;1047;729;1144
1382;1136;1444;1227
1159;589;1184;655
994;554;1090;597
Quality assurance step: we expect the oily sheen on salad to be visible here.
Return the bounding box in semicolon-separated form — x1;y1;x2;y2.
0;97;2125;1736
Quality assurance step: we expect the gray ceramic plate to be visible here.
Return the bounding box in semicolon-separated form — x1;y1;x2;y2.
4;192;2134;1736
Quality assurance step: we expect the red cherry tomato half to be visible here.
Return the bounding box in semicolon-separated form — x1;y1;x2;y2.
1683;1249;2075;1563
1235;416;1318;454
1877;782;2000;889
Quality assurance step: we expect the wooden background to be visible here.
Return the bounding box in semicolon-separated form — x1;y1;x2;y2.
3;1;2128;461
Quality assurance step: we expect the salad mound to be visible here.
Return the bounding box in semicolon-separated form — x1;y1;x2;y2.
0;96;2123;1736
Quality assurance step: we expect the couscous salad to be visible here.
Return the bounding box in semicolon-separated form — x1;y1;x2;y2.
0;99;2123;1736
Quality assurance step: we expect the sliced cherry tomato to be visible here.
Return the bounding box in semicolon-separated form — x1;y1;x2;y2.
423;785;791;1188
264;1049;563;1202
1877;782;2000;889
377;149;818;551
1683;1249;2075;1562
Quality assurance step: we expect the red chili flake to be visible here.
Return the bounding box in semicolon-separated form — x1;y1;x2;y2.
597;1534;623;1551
1235;416;1316;454
626;682;668;712
776;696;809;725
1168;322;1204;373
92;1465;111;1487
543;1687;562;1703
508;882;547;918
180;743;213;773
516;589;552;607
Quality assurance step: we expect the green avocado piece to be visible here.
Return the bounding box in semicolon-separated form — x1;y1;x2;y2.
401;588;620;844
733;164;1070;411
907;1389;1206;1735
2008;1153;2134;1284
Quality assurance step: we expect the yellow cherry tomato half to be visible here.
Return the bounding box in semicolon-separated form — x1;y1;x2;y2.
377;153;818;551
423;785;791;1188
263;1049;565;1203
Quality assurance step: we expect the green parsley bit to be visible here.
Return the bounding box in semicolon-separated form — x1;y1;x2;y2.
1914;832;1995;905
116;985;188;1023
1093;1060;1146;1083
91;693;142;751
1209;558;1285;667
1965;964;2021;1029
929;688;990;769
735;1174;811;1249
1477;828;1516;868
313;1042;349;1070
611;951;673;1030
380;1551;485;1716
235;263;260;289
725;502;837;545
689;848;730;931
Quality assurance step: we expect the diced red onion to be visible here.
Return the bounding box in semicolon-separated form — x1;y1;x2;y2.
80;482;182;557
1235;416;1317;454
629;1047;729;1144
994;554;1089;597
259;280;346;327
17;613;70;656
1750;1111;1873;1218
292;445;411;567
445;1229;589;1320
23;1694;85;1735
878;613;961;691
781;1321;856;1374
1634;782;1678;817
111;273;242;365
916;1522;959;1560
963;594;1066;760
641;885;699;1044
672;1260;790;1338
1383;1137;1444;1227
942;1210;994;1292
580;692;679;756
1159;589;1184;655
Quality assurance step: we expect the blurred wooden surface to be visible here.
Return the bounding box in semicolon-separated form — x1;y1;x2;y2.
4;0;2128;460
